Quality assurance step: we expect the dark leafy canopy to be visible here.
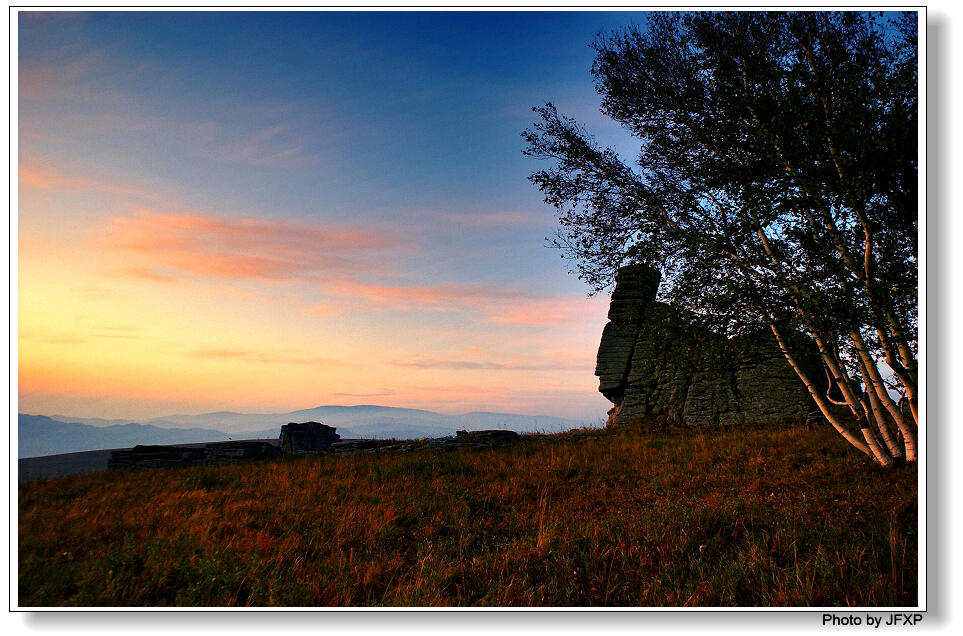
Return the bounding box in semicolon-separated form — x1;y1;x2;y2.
524;11;919;465
523;11;917;344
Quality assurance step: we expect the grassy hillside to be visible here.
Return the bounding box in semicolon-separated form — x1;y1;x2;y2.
17;424;917;607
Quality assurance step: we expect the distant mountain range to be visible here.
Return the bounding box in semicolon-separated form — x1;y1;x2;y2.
19;405;597;458
16;415;273;459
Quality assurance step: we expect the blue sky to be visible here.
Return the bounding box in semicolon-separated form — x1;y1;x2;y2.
18;10;649;420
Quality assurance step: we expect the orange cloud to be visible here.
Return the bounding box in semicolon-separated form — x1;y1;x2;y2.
103;210;403;282
19;164;160;200
116;267;181;284
392;356;587;372
323;278;607;326
186;347;355;367
306;303;343;317
488;297;608;326
323;279;520;312
93;209;603;328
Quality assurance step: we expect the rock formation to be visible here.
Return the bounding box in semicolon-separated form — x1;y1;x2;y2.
279;421;340;454
596;264;821;430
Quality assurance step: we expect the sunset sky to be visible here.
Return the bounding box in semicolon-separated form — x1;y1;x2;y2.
16;10;650;421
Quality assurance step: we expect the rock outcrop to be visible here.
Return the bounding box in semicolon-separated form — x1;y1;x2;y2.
279;421;340;454
596;264;821;430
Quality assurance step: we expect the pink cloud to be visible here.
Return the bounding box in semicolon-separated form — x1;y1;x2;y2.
186;347;354;367
323;279;522;312
488;297;609;326
19;164;160;201
18;52;115;102
306;303;343;317
199;123;313;167
322;278;608;327
93;208;604;329
392;356;588;372
19;66;59;100
117;267;183;284
103;210;403;282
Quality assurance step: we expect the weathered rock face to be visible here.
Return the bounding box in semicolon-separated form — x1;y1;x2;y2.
596;265;821;430
279;421;340;454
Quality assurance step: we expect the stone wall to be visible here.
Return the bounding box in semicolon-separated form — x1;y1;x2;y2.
108;441;282;471
596;265;821;430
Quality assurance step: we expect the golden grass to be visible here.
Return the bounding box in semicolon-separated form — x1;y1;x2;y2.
18;424;917;607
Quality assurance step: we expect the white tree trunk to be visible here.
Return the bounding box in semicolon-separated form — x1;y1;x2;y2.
770;323;872;458
860;421;895;467
850;330;914;462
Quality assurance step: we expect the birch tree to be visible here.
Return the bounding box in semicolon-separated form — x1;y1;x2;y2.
523;11;918;466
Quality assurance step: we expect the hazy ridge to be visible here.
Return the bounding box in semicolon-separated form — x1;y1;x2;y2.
20;406;597;458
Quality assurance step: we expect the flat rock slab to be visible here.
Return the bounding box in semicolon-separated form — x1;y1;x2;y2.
329;440;378;453
204;441;283;462
108;441;282;471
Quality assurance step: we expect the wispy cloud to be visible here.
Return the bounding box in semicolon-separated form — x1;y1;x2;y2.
199;123;314;167
19;52;108;101
420;209;553;229
392;356;587;372
487;297;608;326
323;279;521;312
306;303;344;317
391;344;596;374
186;347;355;368
91;326;140;340
19;164;161;201
103;210;403;283
19;331;86;346
78;202;601;328
323;278;606;326
115;267;182;284
19;325;142;345
332;391;396;399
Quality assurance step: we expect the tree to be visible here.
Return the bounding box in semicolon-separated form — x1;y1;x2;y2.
523;11;918;466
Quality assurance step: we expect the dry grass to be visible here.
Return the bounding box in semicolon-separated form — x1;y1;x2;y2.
18;424;917;607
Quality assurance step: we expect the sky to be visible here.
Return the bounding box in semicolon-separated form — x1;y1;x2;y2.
16;10;650;421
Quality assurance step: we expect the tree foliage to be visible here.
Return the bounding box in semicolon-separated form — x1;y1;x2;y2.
523;11;918;466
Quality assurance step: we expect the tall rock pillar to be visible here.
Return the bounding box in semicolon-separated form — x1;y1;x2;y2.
594;264;661;427
595;265;819;430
